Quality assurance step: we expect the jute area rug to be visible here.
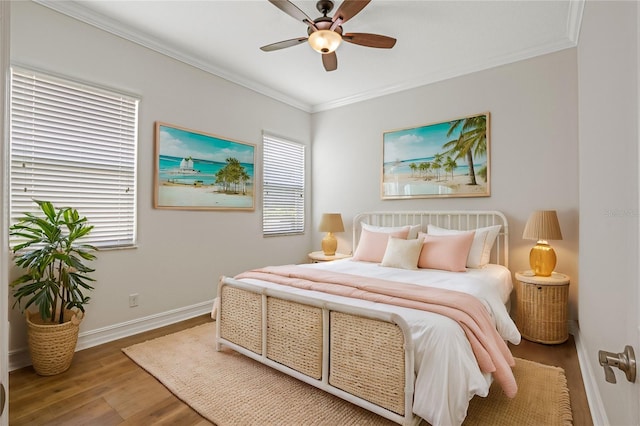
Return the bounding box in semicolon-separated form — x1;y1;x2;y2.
122;322;572;426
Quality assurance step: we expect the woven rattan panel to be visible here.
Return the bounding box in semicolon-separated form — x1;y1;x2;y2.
517;283;569;344
219;286;262;354
266;297;323;379
329;312;405;415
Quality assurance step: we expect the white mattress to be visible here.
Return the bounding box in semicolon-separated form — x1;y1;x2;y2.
236;259;521;426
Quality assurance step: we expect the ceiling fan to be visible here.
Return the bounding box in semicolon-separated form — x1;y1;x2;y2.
261;0;397;72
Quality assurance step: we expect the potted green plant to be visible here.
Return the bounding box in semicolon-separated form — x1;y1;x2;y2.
9;200;97;375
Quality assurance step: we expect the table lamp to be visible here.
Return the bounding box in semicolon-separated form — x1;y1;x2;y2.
522;210;563;277
319;213;344;256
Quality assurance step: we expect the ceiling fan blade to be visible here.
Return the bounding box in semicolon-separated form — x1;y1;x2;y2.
332;0;371;25
322;52;337;72
268;0;317;31
260;37;308;52
343;33;396;48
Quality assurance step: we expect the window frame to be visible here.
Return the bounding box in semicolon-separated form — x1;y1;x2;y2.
262;133;305;237
9;66;139;250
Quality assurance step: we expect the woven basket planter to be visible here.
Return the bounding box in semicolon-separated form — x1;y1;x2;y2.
26;309;83;376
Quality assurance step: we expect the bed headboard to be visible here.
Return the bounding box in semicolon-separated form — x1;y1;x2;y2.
353;211;509;268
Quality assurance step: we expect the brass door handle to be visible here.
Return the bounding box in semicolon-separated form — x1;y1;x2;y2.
598;345;636;384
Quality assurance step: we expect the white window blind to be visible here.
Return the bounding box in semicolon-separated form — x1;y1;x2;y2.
10;67;139;249
262;134;305;236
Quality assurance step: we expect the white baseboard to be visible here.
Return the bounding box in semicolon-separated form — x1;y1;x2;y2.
570;320;608;425
9;299;214;371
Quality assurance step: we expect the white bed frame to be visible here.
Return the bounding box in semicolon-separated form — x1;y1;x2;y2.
352;210;508;268
216;210;509;426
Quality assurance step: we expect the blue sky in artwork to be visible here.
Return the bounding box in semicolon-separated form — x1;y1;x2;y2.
159;125;254;164
384;121;461;163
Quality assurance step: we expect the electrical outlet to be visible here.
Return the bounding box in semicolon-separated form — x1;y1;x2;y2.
129;293;139;307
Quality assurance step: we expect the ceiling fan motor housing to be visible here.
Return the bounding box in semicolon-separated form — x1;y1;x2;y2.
262;0;397;71
308;17;343;35
316;0;334;15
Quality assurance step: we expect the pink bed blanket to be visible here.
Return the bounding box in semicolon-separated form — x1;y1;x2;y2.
235;264;517;398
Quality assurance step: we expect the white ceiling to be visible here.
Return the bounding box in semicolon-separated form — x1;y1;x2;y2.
36;0;584;113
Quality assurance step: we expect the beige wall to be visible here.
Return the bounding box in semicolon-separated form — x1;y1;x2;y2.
8;1;311;352
310;49;580;318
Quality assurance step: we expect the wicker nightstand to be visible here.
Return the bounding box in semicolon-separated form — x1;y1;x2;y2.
308;251;351;263
515;271;570;344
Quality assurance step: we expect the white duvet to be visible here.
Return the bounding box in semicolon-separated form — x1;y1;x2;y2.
235;259;521;426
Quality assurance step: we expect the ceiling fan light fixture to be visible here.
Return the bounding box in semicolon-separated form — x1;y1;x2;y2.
308;30;342;54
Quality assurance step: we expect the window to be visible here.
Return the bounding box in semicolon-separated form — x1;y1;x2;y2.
9;67;139;249
262;134;305;236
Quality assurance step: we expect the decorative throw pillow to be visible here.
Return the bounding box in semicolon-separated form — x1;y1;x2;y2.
380;236;425;270
361;222;422;239
417;231;475;272
427;224;501;268
352;228;410;263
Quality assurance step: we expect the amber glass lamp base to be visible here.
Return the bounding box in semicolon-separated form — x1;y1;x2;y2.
529;242;557;277
322;232;337;256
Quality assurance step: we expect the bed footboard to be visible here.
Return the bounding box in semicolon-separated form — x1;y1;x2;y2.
216;276;420;426
330;312;406;416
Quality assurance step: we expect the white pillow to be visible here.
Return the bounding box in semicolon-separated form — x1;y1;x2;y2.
361;222;422;239
380;236;425;270
427;224;501;268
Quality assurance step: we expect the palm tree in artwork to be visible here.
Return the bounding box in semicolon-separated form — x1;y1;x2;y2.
409;163;418;177
432;153;443;181
418;162;430;179
215;157;248;193
444;156;457;181
442;115;487;186
239;169;250;195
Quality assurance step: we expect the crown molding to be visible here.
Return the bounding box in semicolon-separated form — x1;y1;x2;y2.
567;0;585;44
33;0;313;113
312;36;578;113
34;0;584;115
313;0;585;113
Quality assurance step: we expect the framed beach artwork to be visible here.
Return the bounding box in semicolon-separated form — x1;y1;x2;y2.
154;122;256;210
382;112;490;199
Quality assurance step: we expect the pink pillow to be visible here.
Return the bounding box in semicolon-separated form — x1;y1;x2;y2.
352;228;410;263
417;231;475;272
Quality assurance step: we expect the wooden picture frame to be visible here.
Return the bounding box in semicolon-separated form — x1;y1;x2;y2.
154;122;256;210
382;112;490;199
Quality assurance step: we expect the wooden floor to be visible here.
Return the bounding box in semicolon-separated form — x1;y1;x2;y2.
9;314;593;425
